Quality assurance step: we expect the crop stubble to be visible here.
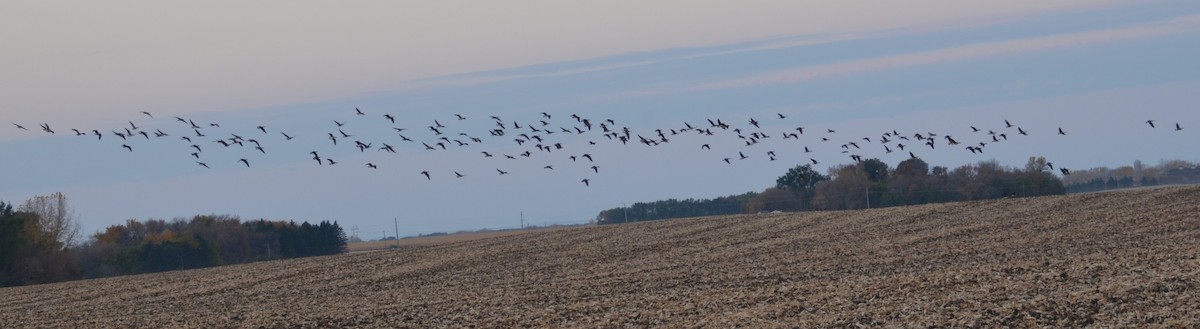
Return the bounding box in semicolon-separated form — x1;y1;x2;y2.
1;186;1198;327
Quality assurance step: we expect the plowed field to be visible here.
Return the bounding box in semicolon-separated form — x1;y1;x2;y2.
3;186;1199;327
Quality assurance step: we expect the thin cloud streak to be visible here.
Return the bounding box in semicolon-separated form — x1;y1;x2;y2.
614;14;1200;98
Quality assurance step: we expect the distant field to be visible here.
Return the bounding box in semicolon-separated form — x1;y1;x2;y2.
2;186;1199;327
348;226;583;251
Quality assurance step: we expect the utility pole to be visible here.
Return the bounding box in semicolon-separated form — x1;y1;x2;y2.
865;187;871;209
520;211;524;229
394;218;400;249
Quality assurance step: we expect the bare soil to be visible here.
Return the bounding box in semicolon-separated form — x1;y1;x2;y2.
2;186;1199;328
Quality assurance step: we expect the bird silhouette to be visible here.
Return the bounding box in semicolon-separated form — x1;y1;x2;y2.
497;169;509;175
281;132;294;140
366;163;377;169
122;144;132;152
141;111;153;118
591;165;599;173
355;108;365;115
12;123;27;130
197;162;209;168
384;114;396;124
421;171;431;180
1176;123;1183;131
238;159;250;167
1146;120;1156;128
581;179;590;186
40;123;54;134
1057;127;1066;135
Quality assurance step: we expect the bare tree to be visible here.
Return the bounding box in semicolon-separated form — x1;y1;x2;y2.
19;192;80;249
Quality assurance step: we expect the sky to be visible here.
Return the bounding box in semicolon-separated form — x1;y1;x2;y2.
2;0;1198;240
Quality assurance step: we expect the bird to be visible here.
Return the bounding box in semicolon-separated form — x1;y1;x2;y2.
335;120;345;127
421;171;431;180
238;159;250;167
777;113;786;119
257;126;267;134
366;163;377;169
455;114;466;120
355;108;365;115
1176;123;1184;131
581;179;590;186
1057;127;1066;135
701;144;711;150
1146;120;1156;128
197;162;209;168
11;123;27;130
591;165;599;173
1060;167;1071;175
121;144;133;152
40;123;55;134
327;158;337;165
497;169;509;175
140;111;153;118
281;132;294;140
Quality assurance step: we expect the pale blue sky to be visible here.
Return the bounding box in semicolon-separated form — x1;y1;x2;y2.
2;1;1198;239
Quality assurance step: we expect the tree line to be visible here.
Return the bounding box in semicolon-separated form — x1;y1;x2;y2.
1;193;347;287
1063;159;1199;193
597;156;1066;224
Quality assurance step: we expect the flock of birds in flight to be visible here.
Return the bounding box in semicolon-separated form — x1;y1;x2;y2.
8;110;1187;186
